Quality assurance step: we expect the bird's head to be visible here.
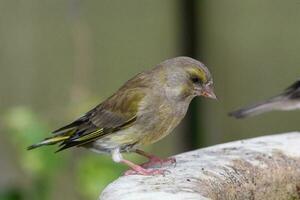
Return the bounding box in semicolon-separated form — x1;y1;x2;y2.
160;57;216;101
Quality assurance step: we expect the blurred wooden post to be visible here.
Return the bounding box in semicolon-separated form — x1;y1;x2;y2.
99;132;300;200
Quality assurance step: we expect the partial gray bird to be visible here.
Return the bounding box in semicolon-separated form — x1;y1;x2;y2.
229;79;300;118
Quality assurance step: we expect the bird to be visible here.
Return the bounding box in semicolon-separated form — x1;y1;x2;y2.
229;79;300;118
28;56;217;175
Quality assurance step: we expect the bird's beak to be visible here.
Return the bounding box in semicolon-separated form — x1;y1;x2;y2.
201;86;217;100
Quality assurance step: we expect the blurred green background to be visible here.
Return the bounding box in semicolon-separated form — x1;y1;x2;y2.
1;0;300;199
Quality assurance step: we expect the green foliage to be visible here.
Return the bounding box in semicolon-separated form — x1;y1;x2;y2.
2;106;135;200
75;155;125;199
0;188;23;200
3;107;68;200
4;107;66;176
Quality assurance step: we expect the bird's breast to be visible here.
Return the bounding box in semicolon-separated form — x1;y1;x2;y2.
136;97;191;145
137;115;182;145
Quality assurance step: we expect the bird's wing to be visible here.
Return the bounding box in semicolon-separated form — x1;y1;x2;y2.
54;87;146;151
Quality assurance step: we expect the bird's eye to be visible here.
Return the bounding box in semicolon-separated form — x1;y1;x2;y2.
191;76;202;84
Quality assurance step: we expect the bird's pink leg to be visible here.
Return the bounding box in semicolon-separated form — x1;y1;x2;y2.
135;149;176;168
121;159;168;176
112;148;167;176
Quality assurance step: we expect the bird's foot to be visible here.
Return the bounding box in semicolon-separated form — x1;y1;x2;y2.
134;149;176;168
124;166;169;176
121;158;169;176
140;156;176;168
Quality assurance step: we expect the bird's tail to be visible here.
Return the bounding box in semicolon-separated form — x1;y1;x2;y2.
228;97;285;118
27;135;70;150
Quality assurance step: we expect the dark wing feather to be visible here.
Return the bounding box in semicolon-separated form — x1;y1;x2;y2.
52;115;88;134
55;87;146;152
284;79;300;92
283;79;300;99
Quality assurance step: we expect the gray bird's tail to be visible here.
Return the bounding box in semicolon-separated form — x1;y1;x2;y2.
229;79;300;118
228;97;284;118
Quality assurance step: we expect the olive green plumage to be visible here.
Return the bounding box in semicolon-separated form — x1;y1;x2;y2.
28;57;216;155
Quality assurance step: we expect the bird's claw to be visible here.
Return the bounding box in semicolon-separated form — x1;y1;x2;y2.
124;168;170;176
141;157;176;168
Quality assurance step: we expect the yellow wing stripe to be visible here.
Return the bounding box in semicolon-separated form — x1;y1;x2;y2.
74;116;137;145
73;129;104;142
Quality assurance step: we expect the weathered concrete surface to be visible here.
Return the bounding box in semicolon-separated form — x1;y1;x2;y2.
100;132;300;200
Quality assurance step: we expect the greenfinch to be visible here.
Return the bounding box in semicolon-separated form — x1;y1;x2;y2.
28;56;216;175
229;79;300;118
